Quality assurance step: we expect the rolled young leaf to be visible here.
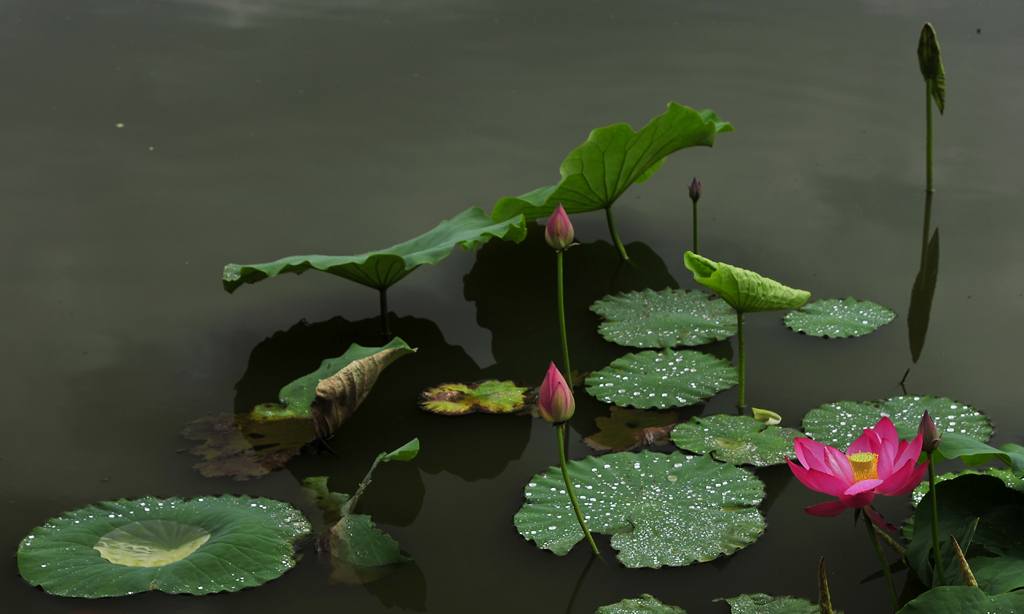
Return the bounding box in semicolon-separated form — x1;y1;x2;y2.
684;252;810;313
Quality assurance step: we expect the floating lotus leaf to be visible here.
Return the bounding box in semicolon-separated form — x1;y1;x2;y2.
684;252;810;314
418;380;530;415
586;349;738;409
670;414;803;466
223;206;527;292
181;411;316;480
912;468;1024;507
17;495;310;598
596;594;687;613
801;396;991;451
590;288;737;348
898;587;1024;614
514;450;765;568
490;103;732;223
717;594;835;614
584;407;680;452
783;297;895;338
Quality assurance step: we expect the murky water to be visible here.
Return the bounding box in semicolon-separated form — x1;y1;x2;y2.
5;1;1024;612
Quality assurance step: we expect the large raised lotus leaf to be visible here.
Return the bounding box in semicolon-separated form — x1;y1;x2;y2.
595;594;687;613
912;468;1024;507
490;103;732;223
17;495;310;598
717;594;835;614
670;414;803;467
223;206;527;292
590;288;737;348
783;297;895;338
584;407;680;452
418;380;530;415
514;451;765;568
586;349;738;409
684;252;810;314
929;433;1024;474
801;396;991;451
181;410;316;480
896;586;1024;613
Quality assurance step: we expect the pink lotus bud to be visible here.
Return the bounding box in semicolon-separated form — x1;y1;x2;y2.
918;410;942;452
688;177;702;204
538;362;574;424
544;204;574;251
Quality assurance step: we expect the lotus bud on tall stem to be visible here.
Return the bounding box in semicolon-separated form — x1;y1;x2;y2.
918;22;945;192
546;204;575;379
538;363;599;556
919;410;946;585
688;177;702;254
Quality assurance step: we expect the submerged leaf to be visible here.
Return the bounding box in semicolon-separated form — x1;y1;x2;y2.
181;411;316;480
590;288;737;348
514;451;765;567
17;495;310;598
783;297;895;338
684;252;810;313
419;380;530;415
586;349;738;409
596;594;687;613
223;206;527;292
491;103;732;223
584;407;680;452
670;414;803;466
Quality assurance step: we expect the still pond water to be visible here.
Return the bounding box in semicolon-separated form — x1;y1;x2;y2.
4;0;1024;612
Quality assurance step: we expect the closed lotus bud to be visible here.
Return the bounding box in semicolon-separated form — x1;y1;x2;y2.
538;362;574;424
544;204;574;251
918;410;942;452
688;177;702;204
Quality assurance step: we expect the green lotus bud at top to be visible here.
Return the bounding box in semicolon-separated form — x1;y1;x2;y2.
683;252;810;314
688;177;702;204
917;22;946;114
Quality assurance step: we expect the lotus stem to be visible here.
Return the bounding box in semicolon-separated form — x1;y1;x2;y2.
873;524;908;563
379;287;391;341
737;312;746;408
926;80;934;192
692;201;699;255
605;207;629;261
558;422;599;556
927;451;946;585
556;250;571;381
865;517;899;612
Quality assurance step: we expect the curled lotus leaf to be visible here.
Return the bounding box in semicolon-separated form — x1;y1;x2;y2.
684;252;810;314
17;495;310;598
586;349;738;409
783;297;895;338
418;380;530;415
590;288;737;348
670;414;803;467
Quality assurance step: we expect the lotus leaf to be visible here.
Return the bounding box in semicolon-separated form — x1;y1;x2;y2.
783;297;895;338
17;495;310;598
717;593;835;614
912;468;1024;507
418;380;530;415
181;411;316;480
670;414;803;466
897;586;1024;613
514;450;765;568
684;252;810;314
584;407;680;452
929;433;1024;474
223;206;527;292
596;594;687;613
590;288;737;348
801;396;991;451
490;103;732;223
586;349;738;409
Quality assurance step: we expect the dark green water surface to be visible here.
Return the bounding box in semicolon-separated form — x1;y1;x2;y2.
4;1;1024;612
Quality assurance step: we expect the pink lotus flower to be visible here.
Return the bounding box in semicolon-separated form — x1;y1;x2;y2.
538;362;574;424
544;204;574;251
787;417;928;529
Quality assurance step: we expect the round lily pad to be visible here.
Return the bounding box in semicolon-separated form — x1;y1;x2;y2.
418;380;529;415
514;450;765;568
717;593;833;614
597;594;687;613
590;288;736;348
586;349;738;409
18;495;311;597
670;414;803;466
783;297;895;338
801;396;992;451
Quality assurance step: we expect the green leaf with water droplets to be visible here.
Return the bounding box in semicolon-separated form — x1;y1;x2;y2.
783;297;895;338
684;252;810;314
801;396;992;451
898;586;1024;613
586;349;738;409
596;594;687;613
716;593;837;614
418;380;530;415
17;495;311;598
514;450;765;567
590;288;737;348
670;414;803;466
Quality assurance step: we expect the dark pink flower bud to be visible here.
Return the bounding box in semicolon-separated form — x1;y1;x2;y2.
538;362;574;424
918;410;942;452
688;177;702;204
544;204;574;251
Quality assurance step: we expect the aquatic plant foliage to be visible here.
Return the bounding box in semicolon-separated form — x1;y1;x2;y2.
514;450;765;568
783;297;895;338
222;206;527;292
182;410;316;480
897;586;1024;614
717;593;838;614
591;288;737;348
586;349;737;410
419;380;530;415
684;252;810;314
671;414;803;466
584;406;680;452
17;495;310;597
596;594;687;613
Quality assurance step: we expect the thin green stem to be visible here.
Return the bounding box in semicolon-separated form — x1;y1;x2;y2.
865;517;899;612
692;201;699;254
558;423;599;556
926;80;934;192
737;313;745;408
605;207;629;261
928;451;946;585
556;250;571;381
379;287;391;342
